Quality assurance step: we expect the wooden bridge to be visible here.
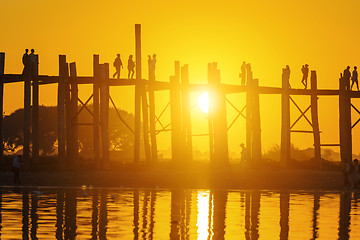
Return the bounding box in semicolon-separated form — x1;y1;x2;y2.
0;24;357;169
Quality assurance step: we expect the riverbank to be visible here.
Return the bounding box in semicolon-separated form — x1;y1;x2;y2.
0;167;344;190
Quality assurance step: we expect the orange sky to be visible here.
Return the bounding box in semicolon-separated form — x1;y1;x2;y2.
2;0;360;156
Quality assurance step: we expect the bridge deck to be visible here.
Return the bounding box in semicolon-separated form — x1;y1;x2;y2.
2;73;360;97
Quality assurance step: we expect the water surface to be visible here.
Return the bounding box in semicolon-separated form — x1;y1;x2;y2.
0;187;359;239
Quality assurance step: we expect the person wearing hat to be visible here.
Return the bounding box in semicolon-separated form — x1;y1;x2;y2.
240;143;247;169
301;64;309;89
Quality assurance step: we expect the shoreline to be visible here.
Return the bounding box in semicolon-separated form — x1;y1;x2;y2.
0;168;345;190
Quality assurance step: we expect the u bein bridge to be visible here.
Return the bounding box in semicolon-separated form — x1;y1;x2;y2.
0;24;358;170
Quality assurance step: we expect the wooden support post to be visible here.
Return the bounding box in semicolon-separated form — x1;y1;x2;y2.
134;24;141;164
0;53;4;164
181;64;193;162
245;64;253;167
141;76;151;163
100;63;110;169
65;63;72;168
252;78;262;165
311;71;321;168
208;63;228;166
170;61;183;164
214;68;229;165
281;68;291;168
58;55;67;170
32;55;39;165
23;54;32;169
208;63;215;163
93;55;101;169
69;62;79;167
148;58;158;163
339;73;352;163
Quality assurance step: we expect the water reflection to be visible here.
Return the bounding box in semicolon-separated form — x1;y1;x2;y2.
0;188;359;239
279;192;289;240
338;192;351;239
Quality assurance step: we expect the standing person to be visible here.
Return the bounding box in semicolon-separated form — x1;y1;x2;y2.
351;66;359;91
112;54;123;79
240;143;247;169
283;65;292;88
343;159;353;188
22;49;29;75
301;64;309;89
240;61;246;85
150;54;157;80
127;55;135;79
29;49;37;78
353;159;360;188
13;154;21;184
343;66;351;90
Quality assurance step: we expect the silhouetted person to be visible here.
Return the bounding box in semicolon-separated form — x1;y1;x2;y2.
284;65;291;88
22;49;29;75
240;143;247;169
246;63;252;84
343;159;353;188
301;64;309;89
353;159;360;188
13;154;21;184
150;54;157;80
29;49;37;78
148;55;152;79
343;66;351;90
112;54;123;79
128;55;135;79
240;61;246;85
351;66;359;91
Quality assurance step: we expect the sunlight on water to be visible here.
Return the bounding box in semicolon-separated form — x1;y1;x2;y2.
0;188;360;239
197;191;210;239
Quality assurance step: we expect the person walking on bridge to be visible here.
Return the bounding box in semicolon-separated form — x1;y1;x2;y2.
351;66;359;91
112;54;123;79
301;64;309;89
128;55;135;79
343;66;351;90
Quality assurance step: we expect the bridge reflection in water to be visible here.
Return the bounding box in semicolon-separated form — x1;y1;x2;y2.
0;188;359;239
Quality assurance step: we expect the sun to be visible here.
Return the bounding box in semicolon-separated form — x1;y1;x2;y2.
198;92;209;113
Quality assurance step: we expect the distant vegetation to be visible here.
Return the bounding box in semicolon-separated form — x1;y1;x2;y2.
3;105;135;159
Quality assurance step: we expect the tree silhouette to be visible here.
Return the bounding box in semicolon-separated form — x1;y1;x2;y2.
3;106;135;157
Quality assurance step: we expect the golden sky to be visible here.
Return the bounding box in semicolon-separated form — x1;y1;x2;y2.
2;0;360;156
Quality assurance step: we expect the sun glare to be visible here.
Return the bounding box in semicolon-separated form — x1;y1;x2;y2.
198;92;209;114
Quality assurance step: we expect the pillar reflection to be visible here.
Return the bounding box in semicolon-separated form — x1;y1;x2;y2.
170;190;192;240
22;190;30;240
148;190;156;240
91;190;99;240
30;193;39;239
64;189;77;240
99;189;108;240
338;192;351;239
279;192;289;240
142;190;150;240
244;192;250;240
312;193;320;240
133;190;139;240
0;191;2;238
250;191;260;240
56;190;64;239
211;190;228;240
